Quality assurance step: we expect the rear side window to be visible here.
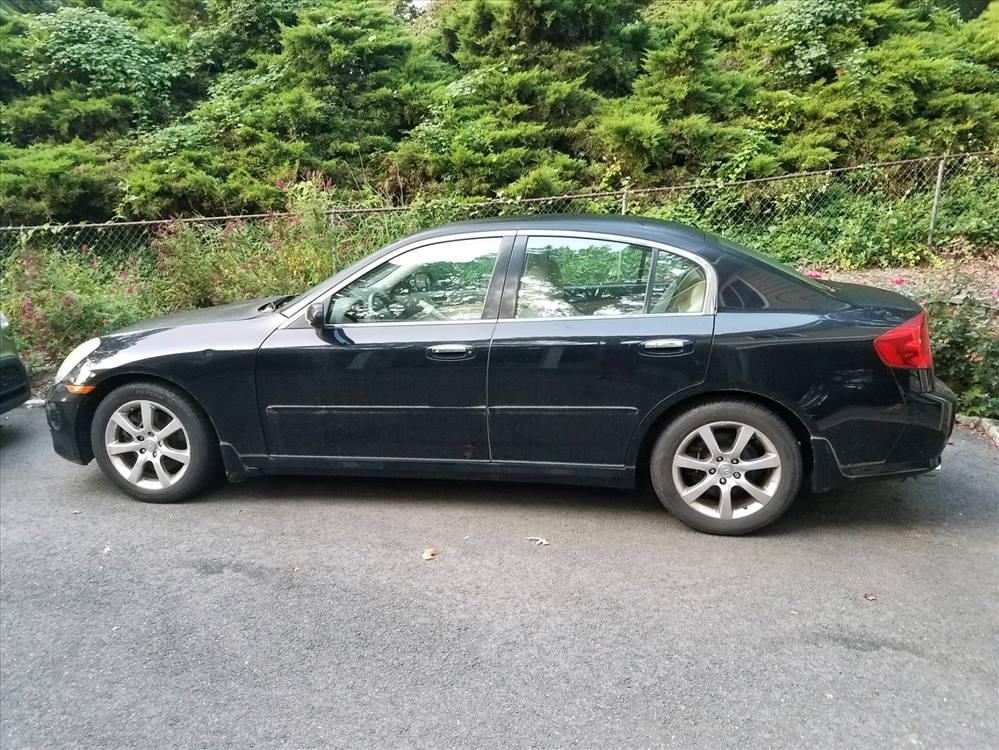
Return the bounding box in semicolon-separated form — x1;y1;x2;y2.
514;236;706;318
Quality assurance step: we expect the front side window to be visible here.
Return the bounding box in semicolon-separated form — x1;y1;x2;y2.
514;236;707;318
328;237;501;324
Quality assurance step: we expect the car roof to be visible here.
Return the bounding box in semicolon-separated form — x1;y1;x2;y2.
398;214;707;253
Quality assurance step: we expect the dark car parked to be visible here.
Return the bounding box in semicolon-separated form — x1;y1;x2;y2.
46;216;954;534
1;313;31;415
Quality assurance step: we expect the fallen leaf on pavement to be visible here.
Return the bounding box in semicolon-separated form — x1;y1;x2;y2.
422;548;438;560
863;592;877;601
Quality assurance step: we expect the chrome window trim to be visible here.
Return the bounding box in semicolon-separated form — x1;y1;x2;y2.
277;230;516;326
494;312;710;324
510;229;717;319
277;226;717;329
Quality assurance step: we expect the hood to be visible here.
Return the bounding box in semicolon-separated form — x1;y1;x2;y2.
114;297;278;334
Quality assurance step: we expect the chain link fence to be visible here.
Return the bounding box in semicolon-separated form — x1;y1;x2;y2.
2;151;996;270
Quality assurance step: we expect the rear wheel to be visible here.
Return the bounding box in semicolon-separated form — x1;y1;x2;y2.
650;401;802;535
91;381;221;503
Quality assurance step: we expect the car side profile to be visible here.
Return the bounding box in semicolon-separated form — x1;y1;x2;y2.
46;216;955;534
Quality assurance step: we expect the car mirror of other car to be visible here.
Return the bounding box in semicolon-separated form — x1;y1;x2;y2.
306;300;327;327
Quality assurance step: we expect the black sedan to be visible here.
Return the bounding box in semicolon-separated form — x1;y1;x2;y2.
46;216;955;534
1;312;31;415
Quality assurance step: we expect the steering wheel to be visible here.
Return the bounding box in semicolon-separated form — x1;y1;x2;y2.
366;290;395;320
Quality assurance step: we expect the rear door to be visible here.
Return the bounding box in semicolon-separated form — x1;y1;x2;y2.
487;231;715;467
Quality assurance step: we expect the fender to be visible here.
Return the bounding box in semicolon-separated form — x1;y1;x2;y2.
624;382;819;467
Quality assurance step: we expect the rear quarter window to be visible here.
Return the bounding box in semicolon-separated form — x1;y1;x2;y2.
709;235;839;312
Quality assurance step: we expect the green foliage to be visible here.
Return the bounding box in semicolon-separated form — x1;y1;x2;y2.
1;88;138;146
0;240;161;369
153;174;354;309
0;0;996;224
768;0;863;82
187;0;299;75
17;7;174;115
0;141;123;225
926;301;999;417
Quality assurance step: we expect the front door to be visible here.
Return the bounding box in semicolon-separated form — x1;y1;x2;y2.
487;233;714;467
256;234;511;462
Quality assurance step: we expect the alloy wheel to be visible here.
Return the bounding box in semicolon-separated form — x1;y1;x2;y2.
103;399;191;490
671;421;782;521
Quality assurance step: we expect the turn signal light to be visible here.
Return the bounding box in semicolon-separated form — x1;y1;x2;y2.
66;384;96;394
874;311;932;369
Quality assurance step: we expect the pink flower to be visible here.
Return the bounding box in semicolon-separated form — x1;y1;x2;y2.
126;285;136;294
276;179;286;189
893;277;905;286
805;271;822;279
62;293;75;307
994;289;999;298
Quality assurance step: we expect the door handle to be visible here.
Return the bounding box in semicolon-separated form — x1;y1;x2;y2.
426;343;475;361
640;338;692;355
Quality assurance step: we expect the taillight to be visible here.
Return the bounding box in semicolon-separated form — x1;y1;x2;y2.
874;311;932;369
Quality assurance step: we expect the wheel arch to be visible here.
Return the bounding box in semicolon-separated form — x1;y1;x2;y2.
74;372;221;462
631;389;815;484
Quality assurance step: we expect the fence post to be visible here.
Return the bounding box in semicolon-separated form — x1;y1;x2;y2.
926;155;947;249
620;189;628;215
329;208;338;274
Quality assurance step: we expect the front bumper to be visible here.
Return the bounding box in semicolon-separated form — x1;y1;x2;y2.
811;377;956;492
46;383;92;465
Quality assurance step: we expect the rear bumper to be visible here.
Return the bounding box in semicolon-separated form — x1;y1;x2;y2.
0;355;31;414
46;383;92;465
811;378;956;492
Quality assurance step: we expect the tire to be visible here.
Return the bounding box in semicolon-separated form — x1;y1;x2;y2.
90;381;222;503
649;400;802;535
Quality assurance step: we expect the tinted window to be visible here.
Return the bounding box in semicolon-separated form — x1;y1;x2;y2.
329;237;500;324
514;236;707;318
719;277;768;309
712;234;833;294
515;237;653;318
648;251;708;314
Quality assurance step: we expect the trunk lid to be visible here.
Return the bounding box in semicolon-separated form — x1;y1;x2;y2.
824;281;922;322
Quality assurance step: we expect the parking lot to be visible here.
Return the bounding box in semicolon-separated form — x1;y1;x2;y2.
1;405;997;748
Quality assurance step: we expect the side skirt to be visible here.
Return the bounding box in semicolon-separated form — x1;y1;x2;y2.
219;444;635;489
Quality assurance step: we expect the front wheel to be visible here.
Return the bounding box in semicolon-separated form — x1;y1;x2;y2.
650;401;802;535
91;381;221;503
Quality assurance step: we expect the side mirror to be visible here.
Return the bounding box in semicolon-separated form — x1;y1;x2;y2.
306;300;327;328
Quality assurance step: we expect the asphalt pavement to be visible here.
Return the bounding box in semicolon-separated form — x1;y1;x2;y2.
1;405;997;749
